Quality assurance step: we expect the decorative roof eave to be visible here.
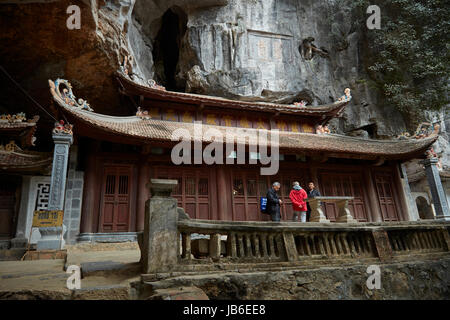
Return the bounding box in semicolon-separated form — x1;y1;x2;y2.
115;73;349;117
0;150;52;173
48;79;437;161
0;115;39;147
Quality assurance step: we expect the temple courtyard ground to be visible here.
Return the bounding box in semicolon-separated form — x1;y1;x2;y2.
0;243;141;299
0;243;449;299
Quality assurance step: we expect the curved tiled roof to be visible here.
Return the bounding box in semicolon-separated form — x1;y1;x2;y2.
116;73;349;117
0;121;36;130
0;150;52;172
51;104;436;162
49;78;437;160
0;116;39;147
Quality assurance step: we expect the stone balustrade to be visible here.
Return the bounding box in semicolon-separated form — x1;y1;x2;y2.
140;179;450;277
307;196;357;223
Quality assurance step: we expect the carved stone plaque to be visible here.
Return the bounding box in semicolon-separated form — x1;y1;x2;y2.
248;29;293;63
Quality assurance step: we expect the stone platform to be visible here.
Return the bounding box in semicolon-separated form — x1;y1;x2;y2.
22;250;67;261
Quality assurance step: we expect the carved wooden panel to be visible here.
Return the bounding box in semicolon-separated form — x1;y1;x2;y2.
0;181;16;238
99;165;133;232
374;173;400;221
152;166;211;220
318;172;369;222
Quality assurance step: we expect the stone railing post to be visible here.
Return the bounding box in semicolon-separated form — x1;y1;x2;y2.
209;233;221;262
282;232;298;261
335;199;358;223
421;158;450;220
307;198;330;223
141;179;179;274
37;132;73;250
371;229;393;262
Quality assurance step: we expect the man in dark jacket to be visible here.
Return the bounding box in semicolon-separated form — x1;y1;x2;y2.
266;182;282;222
306;182;321;221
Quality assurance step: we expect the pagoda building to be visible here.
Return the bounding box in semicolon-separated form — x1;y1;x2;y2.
47;74;438;242
0;113;52;249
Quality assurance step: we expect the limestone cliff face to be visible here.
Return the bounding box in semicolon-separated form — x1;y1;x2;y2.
129;0;407;136
0;0;448;165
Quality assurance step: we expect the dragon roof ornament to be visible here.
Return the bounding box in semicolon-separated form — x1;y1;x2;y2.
48;79;93;112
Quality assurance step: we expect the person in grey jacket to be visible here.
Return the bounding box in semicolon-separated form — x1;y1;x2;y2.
306;182;321;221
266;182;283;222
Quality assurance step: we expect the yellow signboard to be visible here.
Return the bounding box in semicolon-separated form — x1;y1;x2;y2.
32;210;64;227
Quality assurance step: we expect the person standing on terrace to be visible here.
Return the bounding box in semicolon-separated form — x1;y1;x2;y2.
306;182;321;221
289;182;308;222
266;182;283;222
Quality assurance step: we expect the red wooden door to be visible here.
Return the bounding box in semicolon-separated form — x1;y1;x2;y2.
319;172;368;222
0;182;16;238
374;173;400;221
100;165;133;232
231;171;266;221
153;166;212;219
184;174;210;219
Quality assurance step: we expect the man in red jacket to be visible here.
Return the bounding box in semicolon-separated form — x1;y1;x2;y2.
289;181;308;222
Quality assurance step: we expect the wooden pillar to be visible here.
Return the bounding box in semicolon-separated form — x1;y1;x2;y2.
136;160;150;231
216;165;229;220
392;163;411;221
363;168;383;222
80;144;98;233
309;165;319;187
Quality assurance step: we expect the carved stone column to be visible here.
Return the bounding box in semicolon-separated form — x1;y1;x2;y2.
335;199;358;223
307;198;330;223
37;132;73;250
421;158;450;220
141;179;179;274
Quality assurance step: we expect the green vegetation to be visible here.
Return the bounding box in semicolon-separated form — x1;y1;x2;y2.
352;0;449;124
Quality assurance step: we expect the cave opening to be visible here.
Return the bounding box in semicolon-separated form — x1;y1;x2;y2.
152;7;187;92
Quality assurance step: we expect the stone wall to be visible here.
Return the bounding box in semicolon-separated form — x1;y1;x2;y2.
141;256;450;299
63;146;84;245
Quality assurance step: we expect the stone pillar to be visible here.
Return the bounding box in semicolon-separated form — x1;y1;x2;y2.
421;158;450;220
37;133;73;250
141;179;179;274
335;199;358;223
10;176;32;248
307;198;330;223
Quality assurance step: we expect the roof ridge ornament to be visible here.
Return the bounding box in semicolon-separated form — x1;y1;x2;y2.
48;79;93;112
337;88;352;103
147;79;166;90
397;122;440;140
0;112;27;123
52;120;73;136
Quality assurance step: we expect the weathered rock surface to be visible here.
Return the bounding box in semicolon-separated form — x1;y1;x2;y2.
0;0;448;164
147;286;209;300
141;256;450;300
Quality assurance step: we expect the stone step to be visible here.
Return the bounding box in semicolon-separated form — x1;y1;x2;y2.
0;249;27;261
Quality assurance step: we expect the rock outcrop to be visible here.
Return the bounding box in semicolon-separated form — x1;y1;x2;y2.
0;0;448;163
